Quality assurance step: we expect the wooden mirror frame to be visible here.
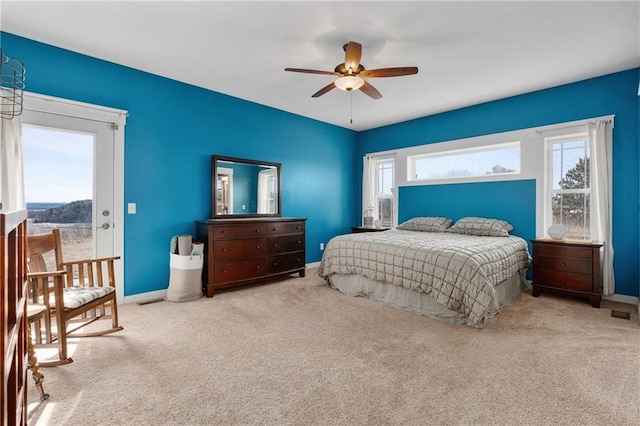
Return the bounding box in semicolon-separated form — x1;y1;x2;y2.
211;155;282;219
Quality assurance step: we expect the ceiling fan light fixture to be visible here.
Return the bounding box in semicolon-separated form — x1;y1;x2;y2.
335;75;364;92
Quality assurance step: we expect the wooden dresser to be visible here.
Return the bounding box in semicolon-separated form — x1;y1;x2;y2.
196;218;306;297
531;239;604;308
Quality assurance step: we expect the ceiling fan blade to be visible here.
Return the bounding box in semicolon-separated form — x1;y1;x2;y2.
360;81;382;100
311;82;337;98
343;41;362;73
285;68;340;76
360;67;419;78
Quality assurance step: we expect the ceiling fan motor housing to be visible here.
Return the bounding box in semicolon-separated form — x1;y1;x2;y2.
335;63;366;75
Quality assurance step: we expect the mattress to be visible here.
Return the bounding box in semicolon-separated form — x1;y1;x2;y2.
318;229;531;327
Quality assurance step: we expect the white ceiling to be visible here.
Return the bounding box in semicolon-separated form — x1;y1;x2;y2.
2;1;639;131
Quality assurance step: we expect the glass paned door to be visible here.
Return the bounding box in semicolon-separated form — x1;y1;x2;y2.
22;110;115;262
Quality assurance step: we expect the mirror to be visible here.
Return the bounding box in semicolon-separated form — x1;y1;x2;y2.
211;155;281;218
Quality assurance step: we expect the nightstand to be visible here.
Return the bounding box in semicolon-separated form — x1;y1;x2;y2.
531;239;604;308
351;226;391;233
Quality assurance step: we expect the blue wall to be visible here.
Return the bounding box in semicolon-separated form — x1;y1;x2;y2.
398;180;537;247
2;33;359;296
359;69;640;297
221;162;263;214
4;32;638;298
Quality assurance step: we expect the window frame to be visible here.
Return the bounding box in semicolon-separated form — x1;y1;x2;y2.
408;141;521;182
544;131;591;240
363;155;395;227
362;114;612;236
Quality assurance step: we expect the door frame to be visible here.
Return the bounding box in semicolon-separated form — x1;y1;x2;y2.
216;167;234;215
23;92;128;304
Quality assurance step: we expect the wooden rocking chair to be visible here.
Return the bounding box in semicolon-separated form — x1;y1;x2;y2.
26;228;123;366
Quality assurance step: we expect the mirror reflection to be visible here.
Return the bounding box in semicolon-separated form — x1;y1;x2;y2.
212;156;281;218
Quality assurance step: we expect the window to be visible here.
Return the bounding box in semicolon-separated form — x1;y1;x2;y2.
408;142;520;181
363;156;394;227
546;133;591;239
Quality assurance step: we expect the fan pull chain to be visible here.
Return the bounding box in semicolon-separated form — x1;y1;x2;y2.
350;91;353;124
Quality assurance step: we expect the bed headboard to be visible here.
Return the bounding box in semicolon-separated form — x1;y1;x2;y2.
398;179;536;244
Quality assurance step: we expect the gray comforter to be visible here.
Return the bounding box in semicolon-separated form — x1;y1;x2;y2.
318;229;531;326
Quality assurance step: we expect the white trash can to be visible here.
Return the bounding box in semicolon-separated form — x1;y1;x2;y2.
167;253;204;302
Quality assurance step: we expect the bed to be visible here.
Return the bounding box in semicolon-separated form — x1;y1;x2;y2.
317;217;532;328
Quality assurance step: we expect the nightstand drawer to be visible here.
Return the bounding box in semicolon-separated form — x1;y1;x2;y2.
536;271;593;293
535;244;593;259
535;256;592;274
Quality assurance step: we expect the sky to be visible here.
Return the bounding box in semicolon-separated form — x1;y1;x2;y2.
414;144;521;180
22;125;93;203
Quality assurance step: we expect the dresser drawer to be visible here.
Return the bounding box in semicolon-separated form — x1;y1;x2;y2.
535;244;593;259
267;253;305;274
213;224;268;240
268;221;305;235
535;270;593;293
535;256;592;274
213;259;267;284
268;234;304;255
213;238;266;260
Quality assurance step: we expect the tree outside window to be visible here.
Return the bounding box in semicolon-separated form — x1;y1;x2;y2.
550;137;590;239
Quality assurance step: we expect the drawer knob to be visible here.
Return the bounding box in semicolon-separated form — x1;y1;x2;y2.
297;241;301;244
296;226;300;230
221;269;226;274
274;243;279;247
222;248;227;252
256;245;261;249
256;265;261;269
273;262;278;266
272;227;277;231
561;250;565;254
561;279;566;283
221;230;226;234
561;263;566;267
255;229;261;233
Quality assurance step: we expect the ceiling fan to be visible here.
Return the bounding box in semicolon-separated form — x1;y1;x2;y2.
285;41;418;100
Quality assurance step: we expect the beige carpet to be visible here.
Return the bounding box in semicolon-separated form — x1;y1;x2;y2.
27;268;639;425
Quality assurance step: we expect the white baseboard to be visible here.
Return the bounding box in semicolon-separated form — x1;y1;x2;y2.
603;293;638;306
123;289;167;305
123;265;321;304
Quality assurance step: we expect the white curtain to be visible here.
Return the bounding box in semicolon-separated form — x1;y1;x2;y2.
0;112;25;212
589;120;614;295
362;155;374;225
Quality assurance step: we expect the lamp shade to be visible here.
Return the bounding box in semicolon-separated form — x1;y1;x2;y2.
335;75;365;92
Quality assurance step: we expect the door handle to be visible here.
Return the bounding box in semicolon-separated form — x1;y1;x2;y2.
100;223;110;230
